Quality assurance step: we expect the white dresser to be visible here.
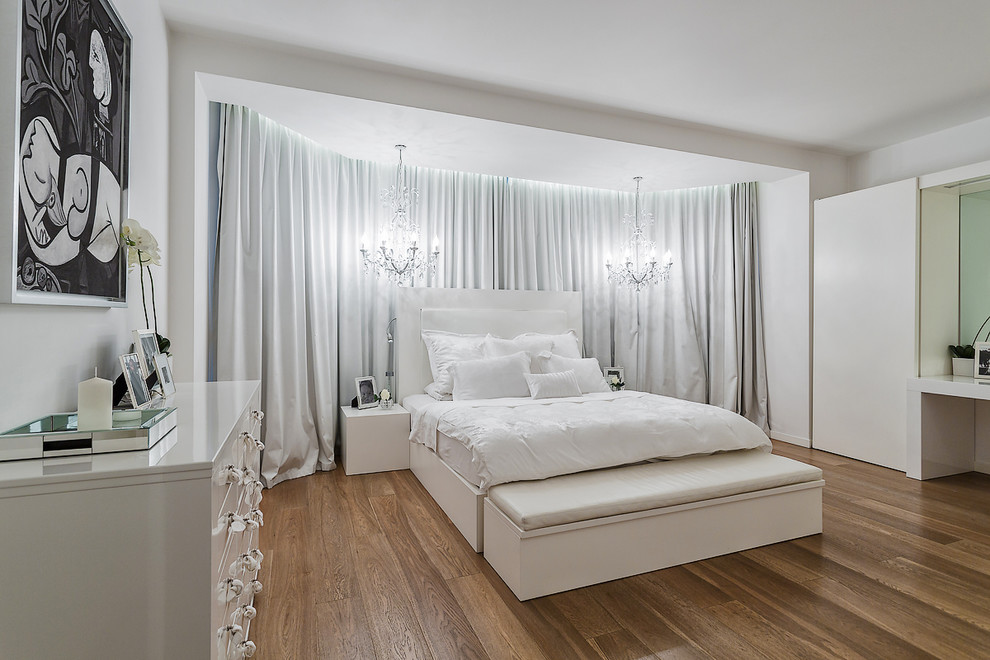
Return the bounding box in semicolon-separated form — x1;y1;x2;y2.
0;380;263;660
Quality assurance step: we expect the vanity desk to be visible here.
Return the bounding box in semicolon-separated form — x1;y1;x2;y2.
907;376;990;480
0;380;263;660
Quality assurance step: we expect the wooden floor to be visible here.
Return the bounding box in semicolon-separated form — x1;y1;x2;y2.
250;441;990;659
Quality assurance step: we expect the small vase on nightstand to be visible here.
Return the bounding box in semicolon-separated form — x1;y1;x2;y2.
379;399;394;409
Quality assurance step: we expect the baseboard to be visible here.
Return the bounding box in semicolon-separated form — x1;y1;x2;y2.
770;431;811;448
975;460;990;475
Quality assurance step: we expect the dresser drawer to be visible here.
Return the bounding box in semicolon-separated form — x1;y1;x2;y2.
212;387;265;659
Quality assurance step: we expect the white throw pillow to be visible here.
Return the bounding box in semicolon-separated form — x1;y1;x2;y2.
424;382;453;401
524;370;582;399
449;352;532;401
422;330;487;395
525;330;581;359
483;334;554;359
534;354;610;393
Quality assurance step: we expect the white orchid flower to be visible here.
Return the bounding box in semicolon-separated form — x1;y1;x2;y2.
121;217;161;270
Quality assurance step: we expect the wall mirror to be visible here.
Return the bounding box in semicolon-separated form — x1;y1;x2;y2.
959;186;990;346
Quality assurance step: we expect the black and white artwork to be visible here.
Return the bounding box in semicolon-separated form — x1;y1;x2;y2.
355;376;377;409
119;352;150;408
16;0;130;302
976;343;990;381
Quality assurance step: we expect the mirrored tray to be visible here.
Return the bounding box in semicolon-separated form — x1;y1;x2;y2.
0;408;177;461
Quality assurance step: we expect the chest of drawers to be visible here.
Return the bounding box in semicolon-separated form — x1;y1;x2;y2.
0;380;263;660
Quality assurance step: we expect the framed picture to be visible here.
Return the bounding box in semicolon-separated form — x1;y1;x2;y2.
133;329;159;378
604;366;625;391
603;366;625;382
355;376;378;409
5;0;131;305
154;353;175;397
976;343;990;380
119;352;151;409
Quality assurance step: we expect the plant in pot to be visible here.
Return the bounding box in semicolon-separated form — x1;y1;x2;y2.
949;313;990;376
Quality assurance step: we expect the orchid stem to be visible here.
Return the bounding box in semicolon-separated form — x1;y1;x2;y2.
138;251;150;329
148;267;158;336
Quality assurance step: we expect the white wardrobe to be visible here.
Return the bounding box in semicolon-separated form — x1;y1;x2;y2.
813;162;987;471
813;178;919;470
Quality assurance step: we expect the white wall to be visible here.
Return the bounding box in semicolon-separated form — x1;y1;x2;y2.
758;174;811;446
167;29;848;384
850;114;990;190
0;0;169;432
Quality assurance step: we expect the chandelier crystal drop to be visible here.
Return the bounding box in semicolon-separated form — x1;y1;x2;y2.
605;177;673;291
360;145;439;286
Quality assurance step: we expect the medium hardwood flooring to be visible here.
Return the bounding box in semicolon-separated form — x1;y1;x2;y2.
250;442;990;659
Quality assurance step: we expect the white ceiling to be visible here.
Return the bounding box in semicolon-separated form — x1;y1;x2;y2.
163;0;990;155
203;75;801;193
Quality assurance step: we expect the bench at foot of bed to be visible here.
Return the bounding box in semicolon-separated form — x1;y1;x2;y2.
482;449;824;601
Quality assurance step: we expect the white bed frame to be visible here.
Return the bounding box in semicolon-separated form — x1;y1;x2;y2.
396;288;823;600
396;287;583;552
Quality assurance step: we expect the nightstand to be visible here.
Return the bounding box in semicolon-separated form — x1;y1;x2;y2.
340;405;411;475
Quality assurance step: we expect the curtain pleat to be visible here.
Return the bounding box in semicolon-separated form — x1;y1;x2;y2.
215;106;769;486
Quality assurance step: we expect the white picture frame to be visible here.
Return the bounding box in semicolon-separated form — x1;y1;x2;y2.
154;353;175;397
604;366;625;381
133;329;159;378
119;352;151;409
976;343;990;381
355;376;378;409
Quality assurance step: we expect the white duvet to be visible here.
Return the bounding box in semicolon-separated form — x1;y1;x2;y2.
409;390;770;489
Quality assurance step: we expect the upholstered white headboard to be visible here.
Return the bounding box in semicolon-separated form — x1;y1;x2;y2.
395;288;583;401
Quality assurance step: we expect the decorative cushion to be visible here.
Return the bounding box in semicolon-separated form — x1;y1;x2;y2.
449;351;533;401
422;330;487;395
524;370;582;399
534;354;610;393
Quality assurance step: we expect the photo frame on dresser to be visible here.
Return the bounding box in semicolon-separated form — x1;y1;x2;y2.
119;352;151;408
133;329;160;378
4;0;132;306
975;343;990;381
153;353;175;397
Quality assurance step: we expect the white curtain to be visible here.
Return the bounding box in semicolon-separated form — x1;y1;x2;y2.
498;179;769;431
215;106;337;486
215;106;498;485
215;105;769;485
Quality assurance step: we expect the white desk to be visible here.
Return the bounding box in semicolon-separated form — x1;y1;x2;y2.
907;376;990;479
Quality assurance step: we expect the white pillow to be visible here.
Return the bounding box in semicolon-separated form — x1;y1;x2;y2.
449;352;532;401
536;330;582;359
484;331;582;360
422;330;486;395
424;382;453;401
534;354;610;393
524;370;582;399
483;333;553;359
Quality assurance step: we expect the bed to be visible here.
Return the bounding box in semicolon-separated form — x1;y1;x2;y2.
396;288;823;600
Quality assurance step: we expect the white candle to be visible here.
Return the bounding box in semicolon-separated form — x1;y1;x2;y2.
77;367;112;431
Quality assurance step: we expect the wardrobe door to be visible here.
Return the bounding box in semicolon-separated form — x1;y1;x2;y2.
813;178;918;470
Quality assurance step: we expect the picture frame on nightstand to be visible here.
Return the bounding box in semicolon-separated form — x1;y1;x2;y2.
355;376;378;409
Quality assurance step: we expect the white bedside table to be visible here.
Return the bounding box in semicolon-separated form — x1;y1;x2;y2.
340;404;411;475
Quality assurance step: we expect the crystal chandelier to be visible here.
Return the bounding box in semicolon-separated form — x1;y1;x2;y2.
360;145;439;286
605;177;673;291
